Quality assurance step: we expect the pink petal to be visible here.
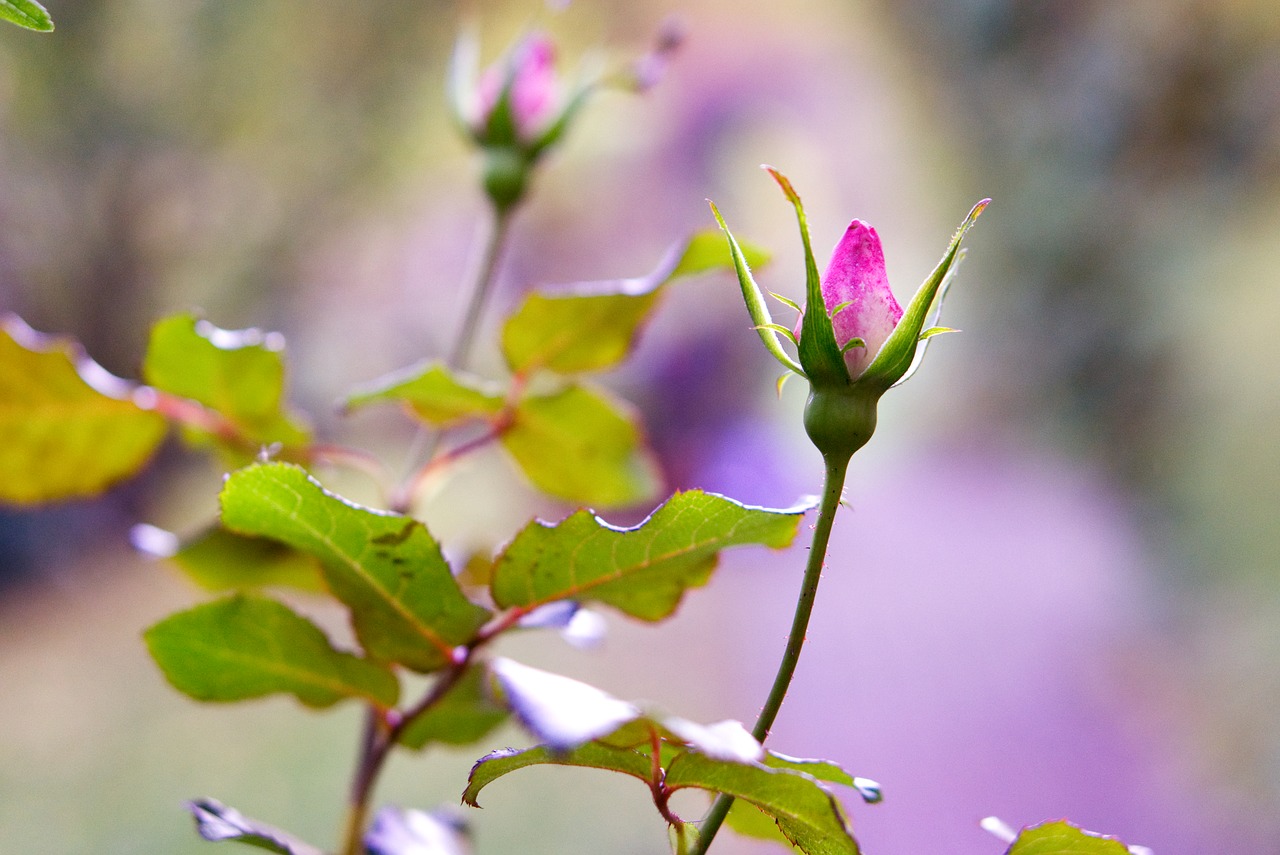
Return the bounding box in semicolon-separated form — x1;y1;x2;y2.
823;220;902;378
509;36;558;138
474;34;559;141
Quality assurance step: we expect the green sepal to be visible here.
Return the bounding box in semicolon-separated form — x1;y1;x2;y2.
768;291;801;313
0;0;52;32
447;27;481;143
709;201;804;377
765;167;848;388
144;594;400;709
919;326;956;341
855;199;988;393
528;75;594;159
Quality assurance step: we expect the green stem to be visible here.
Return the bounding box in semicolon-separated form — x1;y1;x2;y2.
689;452;851;855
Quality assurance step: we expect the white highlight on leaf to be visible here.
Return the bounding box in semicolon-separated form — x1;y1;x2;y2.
662;717;763;763
129;523;180;558
195;319;284;352
365;806;470;855
980;816;1018;844
561;607;607;649
491;657;639;750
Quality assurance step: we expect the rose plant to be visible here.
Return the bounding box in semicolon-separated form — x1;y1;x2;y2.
0;9;1147;855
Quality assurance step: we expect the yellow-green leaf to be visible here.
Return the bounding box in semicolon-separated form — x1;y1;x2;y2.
345;361;506;428
1006;820;1133;855
501;230;771;375
143;313;310;454
0;316;166;504
501;383;661;508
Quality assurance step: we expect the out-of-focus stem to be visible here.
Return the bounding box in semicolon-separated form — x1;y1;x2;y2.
391;203;514;513
689;452;850;855
449;204;513;370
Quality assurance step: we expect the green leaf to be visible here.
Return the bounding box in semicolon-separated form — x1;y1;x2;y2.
726;797;792;844
142;313;311;453
162;525;326;593
763;753;882;803
727;754;880;845
501;230;769;376
491;490;807;620
344;361;505;428
462;742;653;808
219;463;490;673
397;664;509;750
1004;820;1133;855
0;316;166;504
0;0;52;32
188;799;325;855
665;751;861;855
500;383;660;508
144;594;400;708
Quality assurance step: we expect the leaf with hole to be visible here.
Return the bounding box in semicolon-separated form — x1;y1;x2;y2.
0;315;166;504
145;594;399;708
220;463;490;672
491;489;808;620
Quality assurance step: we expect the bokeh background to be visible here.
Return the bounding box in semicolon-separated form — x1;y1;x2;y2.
3;0;1279;852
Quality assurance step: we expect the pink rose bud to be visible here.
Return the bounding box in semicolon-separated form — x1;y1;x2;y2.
473;33;559;143
794;221;903;379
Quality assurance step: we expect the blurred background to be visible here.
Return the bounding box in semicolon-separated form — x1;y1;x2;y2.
2;0;1278;852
